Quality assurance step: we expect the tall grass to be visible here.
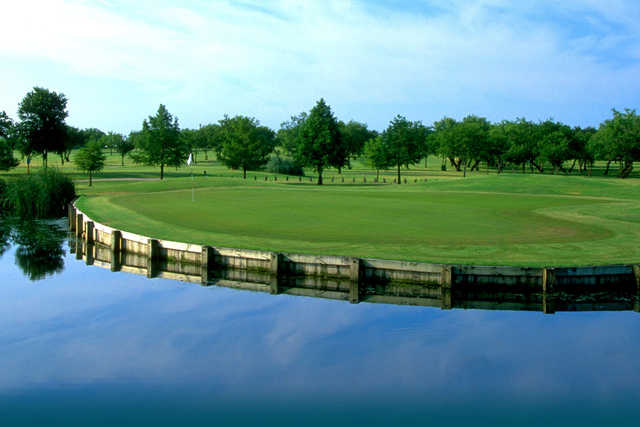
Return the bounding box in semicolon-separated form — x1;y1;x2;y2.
3;169;75;218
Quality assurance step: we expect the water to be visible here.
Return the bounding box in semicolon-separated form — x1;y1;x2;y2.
0;219;638;426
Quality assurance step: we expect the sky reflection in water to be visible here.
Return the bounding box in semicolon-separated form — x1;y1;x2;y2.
0;221;638;426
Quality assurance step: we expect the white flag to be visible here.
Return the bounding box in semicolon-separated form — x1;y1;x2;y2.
187;153;193;166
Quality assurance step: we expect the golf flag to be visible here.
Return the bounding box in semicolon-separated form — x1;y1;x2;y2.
187;153;192;166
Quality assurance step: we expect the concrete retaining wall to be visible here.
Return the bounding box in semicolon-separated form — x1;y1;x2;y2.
69;201;640;310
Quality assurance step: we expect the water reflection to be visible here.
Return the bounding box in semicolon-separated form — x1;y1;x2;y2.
1;221;639;426
71;236;640;315
0;218;67;281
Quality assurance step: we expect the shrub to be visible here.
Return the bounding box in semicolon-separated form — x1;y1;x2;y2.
4;169;76;219
266;156;305;176
0;178;6;214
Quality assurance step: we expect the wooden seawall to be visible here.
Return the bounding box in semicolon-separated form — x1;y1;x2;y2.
69;202;640;313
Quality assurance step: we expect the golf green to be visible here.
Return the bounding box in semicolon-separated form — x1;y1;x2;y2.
77;176;640;266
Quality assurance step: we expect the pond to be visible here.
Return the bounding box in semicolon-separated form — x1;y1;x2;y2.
0;219;638;426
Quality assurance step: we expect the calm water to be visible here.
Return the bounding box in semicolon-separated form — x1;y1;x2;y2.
0;219;638;426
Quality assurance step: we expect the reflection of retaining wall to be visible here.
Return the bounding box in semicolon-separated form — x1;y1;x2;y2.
68;201;640;308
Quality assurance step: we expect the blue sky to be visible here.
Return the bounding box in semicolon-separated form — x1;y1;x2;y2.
1;0;639;133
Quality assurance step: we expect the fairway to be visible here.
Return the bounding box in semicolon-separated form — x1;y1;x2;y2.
76;174;640;266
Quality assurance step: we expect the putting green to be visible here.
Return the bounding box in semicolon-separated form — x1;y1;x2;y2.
77;176;640;266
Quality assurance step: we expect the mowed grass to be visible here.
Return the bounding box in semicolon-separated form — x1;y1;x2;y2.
75;173;640;266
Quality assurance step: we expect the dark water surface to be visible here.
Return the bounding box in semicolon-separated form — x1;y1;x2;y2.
0;220;638;426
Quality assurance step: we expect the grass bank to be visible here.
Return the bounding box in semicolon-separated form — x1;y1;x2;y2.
74;173;640;266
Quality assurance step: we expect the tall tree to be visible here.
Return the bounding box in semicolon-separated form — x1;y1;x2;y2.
0;111;13;141
130;104;183;180
74;140;106;186
113;133;134;166
218;115;276;178
0;139;18;171
590;109;640;178
277;112;307;164
297;99;342;185
17;87;68;168
381;115;425;183
338;120;377;172
364;135;389;180
63;126;87;164
0;111;18;171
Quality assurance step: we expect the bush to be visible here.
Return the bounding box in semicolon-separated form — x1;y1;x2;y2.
266;156;305;176
0;178;6;214
4;169;76;219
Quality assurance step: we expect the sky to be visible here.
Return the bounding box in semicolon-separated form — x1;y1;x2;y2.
1;0;640;134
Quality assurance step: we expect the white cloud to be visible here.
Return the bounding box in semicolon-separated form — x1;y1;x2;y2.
1;0;639;131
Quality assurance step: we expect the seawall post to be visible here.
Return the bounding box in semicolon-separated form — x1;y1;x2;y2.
85;221;94;245
201;246;213;284
75;214;83;238
269;252;282;295
349;257;362;304
542;268;556;293
85;243;94;266
68;204;75;232
147;239;159;278
110;230;122;272
440;265;453;310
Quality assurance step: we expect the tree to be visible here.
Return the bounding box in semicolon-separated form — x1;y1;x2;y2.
487;122;513;173
99;132;131;166
0;111;18;171
74;140;106;186
0;139;18;171
63;126;87;164
503;118;539;173
364;135;389;180
116;133;134;166
433;117;461;171
381;115;426;183
17;87;68;168
218;115;276;178
130;104;183;180
338;120;377;172
569;127;596;174
539;130;570;174
0;111;13;140
590;109;640;178
297;99;342;185
277;112;307;164
81;128;105;144
198;124;223;160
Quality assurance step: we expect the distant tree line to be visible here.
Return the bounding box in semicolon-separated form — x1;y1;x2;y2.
2;87;640;182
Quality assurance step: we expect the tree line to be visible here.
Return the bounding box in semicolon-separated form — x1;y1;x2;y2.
2;87;640;183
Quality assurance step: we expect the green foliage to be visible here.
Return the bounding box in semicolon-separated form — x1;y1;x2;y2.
297;99;343;185
0;138;19;171
97;132;131;166
589;109;640;178
130;104;185;179
16;87;69;167
4;169;75;219
218;115;276;178
64;126;87;160
380;115;427;182
81;128;106;143
0;111;13;139
338;120;377;169
74;140;107;186
0;178;6;214
364;135;389;177
266;156;304;176
11;220;67;281
277;113;307;161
